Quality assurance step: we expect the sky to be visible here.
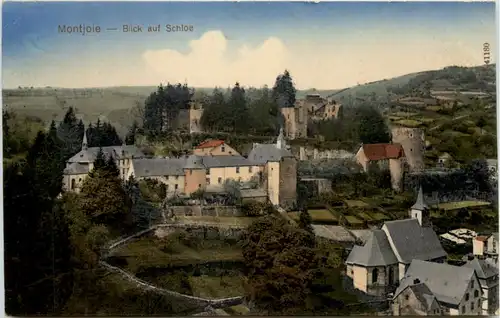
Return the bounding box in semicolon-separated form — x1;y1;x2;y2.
2;2;497;90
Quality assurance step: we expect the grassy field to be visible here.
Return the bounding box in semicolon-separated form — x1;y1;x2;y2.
345;200;370;208
188;275;246;298
288;209;338;223
174;216;255;227
344;215;363;225
433;201;491;211
113;236;244;272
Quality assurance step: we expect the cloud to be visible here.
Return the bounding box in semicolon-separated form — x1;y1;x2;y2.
143;30;290;88
141;29;489;90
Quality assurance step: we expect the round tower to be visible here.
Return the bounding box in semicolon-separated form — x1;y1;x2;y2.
391;127;425;173
184;154;207;195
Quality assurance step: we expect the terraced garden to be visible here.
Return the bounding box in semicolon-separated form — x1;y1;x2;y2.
433;201;491;211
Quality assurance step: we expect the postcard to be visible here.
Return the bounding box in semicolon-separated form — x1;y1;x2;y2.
2;1;498;317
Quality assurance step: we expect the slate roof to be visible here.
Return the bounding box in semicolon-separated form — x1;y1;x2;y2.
64;162;89;175
131;158;185;177
408;283;438;312
361;143;405;161
411;187;428;211
202;155;255;168
346;229;398;266
68;145;145;163
247;143;295;164
184;154;204;169
382;219;447;264
463;257;499;280
394;260;478;306
196;139;225;149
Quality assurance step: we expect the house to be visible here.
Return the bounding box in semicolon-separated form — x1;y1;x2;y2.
193;139;241;156
126;129;297;208
247;128;297;208
62;132;145;192
473;233;498;260
392;260;482;315
462;257;499;315
345;189;447;297
355;143;405;191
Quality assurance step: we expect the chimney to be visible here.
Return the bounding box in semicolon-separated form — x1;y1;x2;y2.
413;278;420;284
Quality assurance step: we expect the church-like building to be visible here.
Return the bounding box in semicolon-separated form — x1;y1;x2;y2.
345;188;447;297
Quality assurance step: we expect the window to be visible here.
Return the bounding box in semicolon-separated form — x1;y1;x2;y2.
405;295;409;301
175;184;178;190
474;290;479;298
249;166;253;173
78;178;82;182
221;145;225;152
71;179;76;190
175;176;179;180
198;184;201;188
189;169;192;175
461;306;466;314
236;167;240;173
218;177;222;184
166;176;169;180
372;268;378;283
206;178;210;185
478;299;480;308
466;293;470;301
471;302;474;311
410;148;413;152
206;169;210;175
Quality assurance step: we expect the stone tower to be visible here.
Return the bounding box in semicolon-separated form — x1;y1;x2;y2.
391;127;425;172
82;128;88;151
184;154;206;195
409;186;431;227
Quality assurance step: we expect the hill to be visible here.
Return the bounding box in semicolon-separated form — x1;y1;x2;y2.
3;64;495;136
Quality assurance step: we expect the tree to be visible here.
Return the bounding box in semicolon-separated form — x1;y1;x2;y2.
57;107;84;159
242;215;317;312
4;130;73;315
356;105;391;144
298;208;313;234
125;120;138;145
79;162;131;231
272;70;297;108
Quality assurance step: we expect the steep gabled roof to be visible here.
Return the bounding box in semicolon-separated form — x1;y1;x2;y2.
411;187;428;211
394;260;478;306
382;219;447;264
463;257;499;280
196;139;225;149
346;229;398;266
361;143;405;161
247;143;295;164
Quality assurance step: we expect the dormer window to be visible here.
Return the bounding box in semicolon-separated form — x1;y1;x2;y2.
221;145;225;152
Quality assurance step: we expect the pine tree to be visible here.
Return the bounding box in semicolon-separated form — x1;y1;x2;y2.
93;147;106;172
105;155;120;177
272;70;297;108
357;105;391;144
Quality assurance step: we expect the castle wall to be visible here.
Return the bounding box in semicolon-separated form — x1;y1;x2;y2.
279;157;297;209
391;127;425;172
389;158;403;192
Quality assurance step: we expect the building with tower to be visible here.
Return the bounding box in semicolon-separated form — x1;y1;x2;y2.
62;130;145;192
345;187;446;297
122;129;297;207
391;127;425;173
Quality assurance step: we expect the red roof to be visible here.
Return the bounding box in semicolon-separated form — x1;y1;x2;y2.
362;143;405;161
196;139;225;149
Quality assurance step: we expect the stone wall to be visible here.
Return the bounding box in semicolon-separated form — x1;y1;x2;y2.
298;147;354;161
